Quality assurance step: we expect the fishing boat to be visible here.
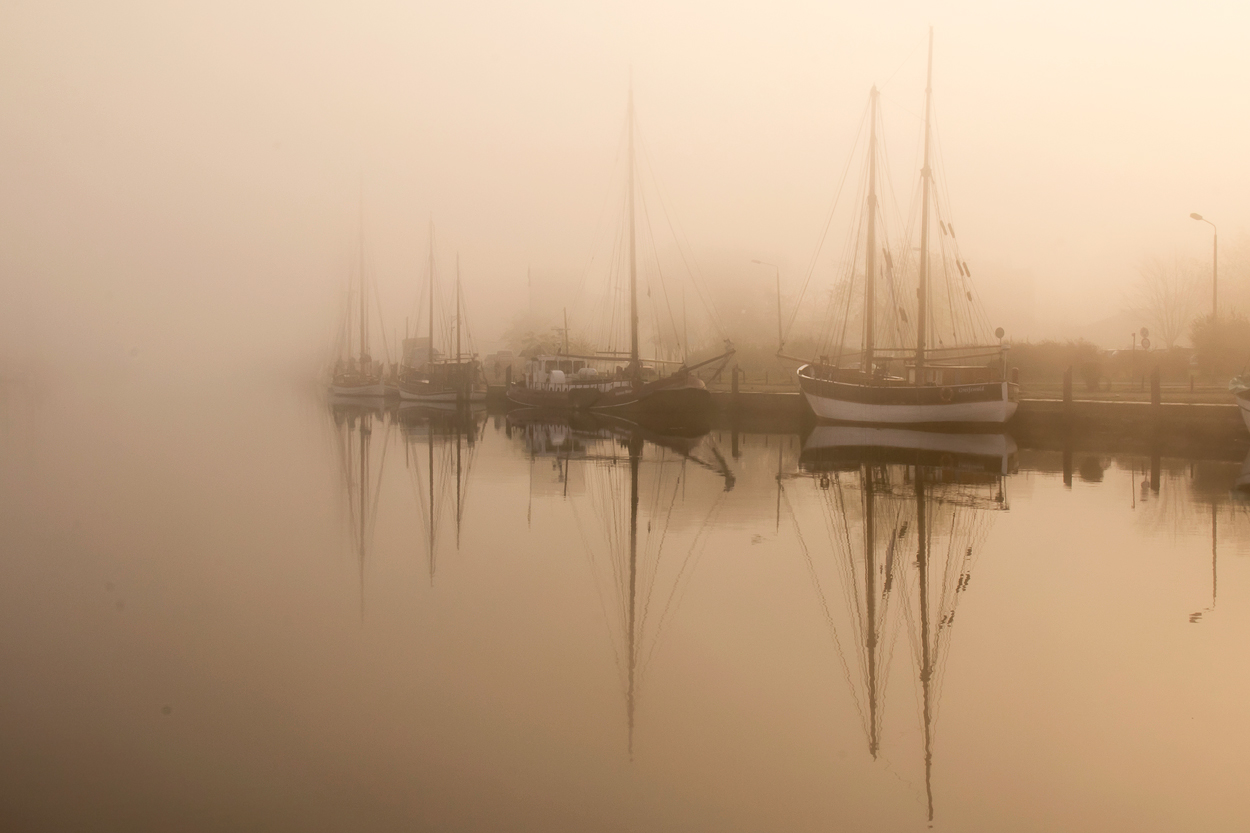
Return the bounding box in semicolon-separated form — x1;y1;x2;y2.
782;424;1011;821
789;29;1017;425
398;222;488;404
506;85;734;422
331;217;398;398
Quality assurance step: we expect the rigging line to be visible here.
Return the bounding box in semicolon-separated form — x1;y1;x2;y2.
570;484;630;687
364;416;392;555
368;270;394;367
831;195;868;364
879;33;926;93
635;122;728;339
641;484;729;679
785;98;871;343
829;145;873;356
784;485;870;734
574;113;632;303
821;483;872;699
636;458;684;643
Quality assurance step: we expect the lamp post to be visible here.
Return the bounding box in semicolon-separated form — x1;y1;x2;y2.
751;259;783;353
1190;213;1218;319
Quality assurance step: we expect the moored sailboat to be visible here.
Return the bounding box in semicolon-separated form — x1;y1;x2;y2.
331;216;397;398
506;84;733;423
398;222;488;404
790;29;1017;425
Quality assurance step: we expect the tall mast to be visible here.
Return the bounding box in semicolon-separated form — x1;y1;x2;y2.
628;83;639;379
863;86;880;374
428;220;435;369
916;27;934;375
359;202;368;362
456;253;461;363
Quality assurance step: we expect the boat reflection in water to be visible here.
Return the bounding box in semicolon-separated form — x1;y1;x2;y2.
785;426;1014;822
509;409;733;753
329;399;393;612
397;402;487;583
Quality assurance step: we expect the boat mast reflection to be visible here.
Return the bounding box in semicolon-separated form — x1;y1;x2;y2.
785;426;1014;822
398;403;487;584
510;410;733;755
329;399;392;615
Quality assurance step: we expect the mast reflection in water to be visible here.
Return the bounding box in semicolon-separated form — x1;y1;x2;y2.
784;425;1014;822
510;410;733;755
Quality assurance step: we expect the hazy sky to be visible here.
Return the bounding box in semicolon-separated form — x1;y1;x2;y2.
3;0;1248;373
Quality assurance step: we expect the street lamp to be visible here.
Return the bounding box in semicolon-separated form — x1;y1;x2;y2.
1191;213;1218;319
751;259;784;353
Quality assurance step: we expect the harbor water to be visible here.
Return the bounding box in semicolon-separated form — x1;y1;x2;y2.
3;377;1250;832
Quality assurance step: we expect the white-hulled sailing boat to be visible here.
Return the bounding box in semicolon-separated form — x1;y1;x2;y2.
506;84;734;423
791;29;1017;425
398;222;488;404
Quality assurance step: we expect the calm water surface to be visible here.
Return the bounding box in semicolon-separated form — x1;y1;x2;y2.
4;379;1250;832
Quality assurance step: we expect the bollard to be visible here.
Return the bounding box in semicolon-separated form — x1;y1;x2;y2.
505;364;512;387
1062;366;1073;406
1150;366;1161;407
731;364;740;396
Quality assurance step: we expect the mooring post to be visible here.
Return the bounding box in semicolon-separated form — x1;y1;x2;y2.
1151;366;1161;407
731;363;740;397
1063;366;1073;407
505;364;512;387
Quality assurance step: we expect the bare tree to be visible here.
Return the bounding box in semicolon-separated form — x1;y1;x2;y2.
1129;254;1201;349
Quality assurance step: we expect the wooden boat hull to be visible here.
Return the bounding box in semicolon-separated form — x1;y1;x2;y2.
507;376;712;428
506;382;619;410
399;384;487;403
798;365;1018;425
330;381;389;398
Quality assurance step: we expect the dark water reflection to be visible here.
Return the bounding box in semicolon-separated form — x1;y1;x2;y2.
4;382;1250;831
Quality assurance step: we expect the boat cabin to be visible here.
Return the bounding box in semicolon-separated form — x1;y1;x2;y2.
524;356;599;387
905;364;993;386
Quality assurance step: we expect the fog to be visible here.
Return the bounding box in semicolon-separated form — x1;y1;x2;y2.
3;0;1248;379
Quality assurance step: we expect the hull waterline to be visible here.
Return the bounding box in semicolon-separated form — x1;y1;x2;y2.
798;366;1018;425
